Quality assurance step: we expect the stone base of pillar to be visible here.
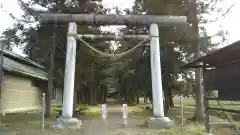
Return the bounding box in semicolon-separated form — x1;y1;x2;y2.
144;117;176;129
53;117;82;129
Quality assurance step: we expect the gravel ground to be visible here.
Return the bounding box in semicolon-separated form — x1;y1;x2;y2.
0;105;204;135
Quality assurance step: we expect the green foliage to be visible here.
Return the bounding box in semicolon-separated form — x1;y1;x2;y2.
1;0;116;104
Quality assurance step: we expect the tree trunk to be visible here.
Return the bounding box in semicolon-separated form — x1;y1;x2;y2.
195;68;205;121
169;89;174;108
96;85;99;103
90;88;94;104
74;89;78;107
72;88;78;116
131;91;135;104
164;95;169;115
94;87;97;104
96;84;99;103
131;91;136;105
78;90;81;104
89;85;97;105
190;0;205;121
45;26;56;117
103;87;107;103
136;92;139;104
87;87;90;104
144;92;148;103
147;91;152;103
101;85;107;103
164;86;171;115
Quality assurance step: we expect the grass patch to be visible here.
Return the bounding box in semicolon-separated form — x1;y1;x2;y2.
27;120;41;125
136;97;238;135
154;126;205;135
167;104;235;135
130;106;151;118
52;104;89;112
172;97;240;134
86;105;101;114
174;96;240;110
52;105;63;112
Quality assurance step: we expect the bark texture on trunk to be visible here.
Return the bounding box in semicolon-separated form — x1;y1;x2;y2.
45;25;56;117
190;0;205;121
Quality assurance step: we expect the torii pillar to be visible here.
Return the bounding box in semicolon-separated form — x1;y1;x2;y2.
52;22;81;129
146;23;176;128
39;14;186;129
150;23;164;117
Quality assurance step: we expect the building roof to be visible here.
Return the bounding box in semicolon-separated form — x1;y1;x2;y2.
1;49;48;80
184;40;240;68
3;49;45;69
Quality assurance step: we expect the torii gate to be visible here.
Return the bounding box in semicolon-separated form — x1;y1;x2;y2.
39;14;187;129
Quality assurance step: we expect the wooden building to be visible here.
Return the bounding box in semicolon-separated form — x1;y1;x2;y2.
184;40;240;134
0;49;62;115
185;40;240;101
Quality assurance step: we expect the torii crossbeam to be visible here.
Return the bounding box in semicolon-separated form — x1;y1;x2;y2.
39;13;187;25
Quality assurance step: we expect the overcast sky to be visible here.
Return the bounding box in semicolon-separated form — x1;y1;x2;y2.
0;0;134;34
0;0;134;55
0;0;239;55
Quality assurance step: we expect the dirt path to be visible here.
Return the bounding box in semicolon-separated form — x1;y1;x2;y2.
78;104;146;135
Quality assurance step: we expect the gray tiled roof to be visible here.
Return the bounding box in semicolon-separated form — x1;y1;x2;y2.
3;49;45;69
0;42;48;80
3;56;48;80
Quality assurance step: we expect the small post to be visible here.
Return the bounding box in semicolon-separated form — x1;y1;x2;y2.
204;91;210;134
203;68;211;135
180;95;184;131
101;104;107;123
41;93;45;132
122;104;128;127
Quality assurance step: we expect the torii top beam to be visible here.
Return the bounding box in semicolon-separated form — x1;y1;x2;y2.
38;14;187;25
